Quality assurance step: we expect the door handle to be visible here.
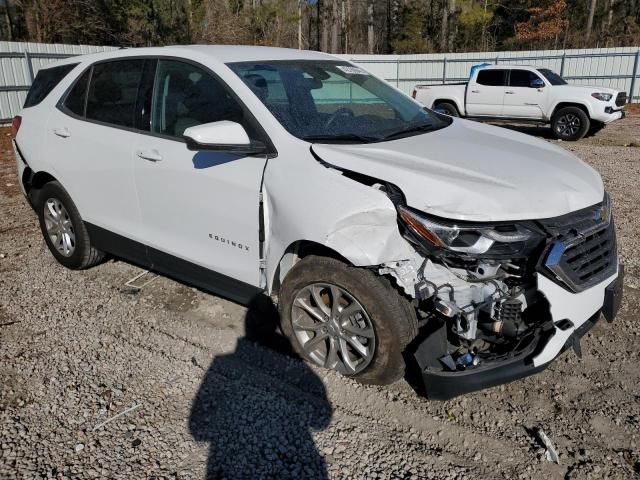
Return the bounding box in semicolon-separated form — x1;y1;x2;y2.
53;127;71;138
505;91;515;94
470;90;480;93
136;149;163;162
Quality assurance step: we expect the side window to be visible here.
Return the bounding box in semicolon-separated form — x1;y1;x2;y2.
476;69;506;86
509;69;541;87
63;68;91;116
152;60;244;138
86;60;145;128
24;63;78;108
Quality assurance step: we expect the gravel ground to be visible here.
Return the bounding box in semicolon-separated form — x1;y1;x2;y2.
1;113;639;480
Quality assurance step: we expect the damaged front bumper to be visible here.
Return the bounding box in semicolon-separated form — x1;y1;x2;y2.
416;266;624;400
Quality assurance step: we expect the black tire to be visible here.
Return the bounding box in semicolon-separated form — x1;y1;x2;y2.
434;101;459;117
279;255;418;385
551;106;590;141
36;181;104;270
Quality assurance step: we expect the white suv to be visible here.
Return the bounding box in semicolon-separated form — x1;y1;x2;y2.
12;46;623;399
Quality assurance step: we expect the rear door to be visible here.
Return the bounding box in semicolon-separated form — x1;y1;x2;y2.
46;59;147;243
466;69;507;116
132;58;268;288
502;69;547;119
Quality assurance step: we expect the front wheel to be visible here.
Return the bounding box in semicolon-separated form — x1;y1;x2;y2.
278;256;418;385
551;107;590;141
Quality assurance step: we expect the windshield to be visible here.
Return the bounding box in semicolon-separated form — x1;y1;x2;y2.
227;60;449;143
538;68;567;85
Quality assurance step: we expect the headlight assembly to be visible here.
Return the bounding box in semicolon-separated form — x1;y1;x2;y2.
397;206;541;257
591;92;613;102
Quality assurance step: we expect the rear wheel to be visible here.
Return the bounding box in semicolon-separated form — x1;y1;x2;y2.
434;101;459;117
36;181;104;269
279;256;418;385
551;107;590;141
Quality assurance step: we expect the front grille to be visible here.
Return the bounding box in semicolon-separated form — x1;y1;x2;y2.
540;199;617;292
615;92;627;107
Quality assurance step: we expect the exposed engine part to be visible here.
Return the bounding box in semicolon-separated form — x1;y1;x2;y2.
380;256;529;343
479;297;527;338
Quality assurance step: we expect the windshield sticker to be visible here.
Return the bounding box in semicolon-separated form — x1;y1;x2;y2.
337;66;369;76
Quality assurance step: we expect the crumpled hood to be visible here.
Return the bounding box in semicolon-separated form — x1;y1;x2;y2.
311;119;604;222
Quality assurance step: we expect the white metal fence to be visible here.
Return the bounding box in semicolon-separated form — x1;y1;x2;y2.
342;46;640;100
0;41;115;123
1;42;639;123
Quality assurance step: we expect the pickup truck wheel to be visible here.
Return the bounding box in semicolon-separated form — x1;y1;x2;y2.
551;107;590;141
36;181;105;270
434;102;459;117
279;255;418;385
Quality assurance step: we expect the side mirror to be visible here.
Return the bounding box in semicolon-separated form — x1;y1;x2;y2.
530;78;545;89
183;121;267;154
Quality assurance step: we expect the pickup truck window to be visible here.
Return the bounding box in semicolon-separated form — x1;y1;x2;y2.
509;69;542;87
538;69;568;86
476;69;507;86
228;60;448;143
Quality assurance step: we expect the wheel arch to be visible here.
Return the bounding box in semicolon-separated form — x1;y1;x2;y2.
551;102;591;119
433;98;463;115
22;168;59;206
270;240;352;299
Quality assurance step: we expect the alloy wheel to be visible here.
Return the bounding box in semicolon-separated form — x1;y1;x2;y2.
291;282;376;375
555;113;582;138
43;198;76;257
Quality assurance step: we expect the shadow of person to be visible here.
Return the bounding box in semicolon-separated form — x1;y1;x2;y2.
189;295;332;479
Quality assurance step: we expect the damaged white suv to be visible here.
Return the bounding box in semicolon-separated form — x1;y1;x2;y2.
13;46;623;398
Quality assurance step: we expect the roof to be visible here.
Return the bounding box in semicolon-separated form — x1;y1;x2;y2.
480;64;539;70
173;45;338;63
50;44;340;68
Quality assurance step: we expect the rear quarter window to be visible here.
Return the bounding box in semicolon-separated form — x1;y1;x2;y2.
24;63;78;108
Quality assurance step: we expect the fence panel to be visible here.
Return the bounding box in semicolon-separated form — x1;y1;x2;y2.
1;42;639;123
0;41;116;123
344;46;640;102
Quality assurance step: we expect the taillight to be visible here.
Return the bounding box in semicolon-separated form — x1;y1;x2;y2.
11;115;22;138
411;89;417;99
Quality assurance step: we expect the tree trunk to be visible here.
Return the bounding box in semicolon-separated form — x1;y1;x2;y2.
448;0;456;52
440;0;448;52
4;2;14;41
330;0;339;53
586;0;597;44
298;1;302;49
367;0;374;54
321;0;329;51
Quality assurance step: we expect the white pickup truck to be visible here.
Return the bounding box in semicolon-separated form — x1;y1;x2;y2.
412;65;627;141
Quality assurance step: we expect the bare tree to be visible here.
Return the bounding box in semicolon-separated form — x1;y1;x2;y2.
586;0;597;43
367;0;374;53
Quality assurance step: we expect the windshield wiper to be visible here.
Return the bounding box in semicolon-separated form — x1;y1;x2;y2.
301;133;381;144
381;122;435;140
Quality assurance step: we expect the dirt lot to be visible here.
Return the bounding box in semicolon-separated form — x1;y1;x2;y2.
0;113;639;480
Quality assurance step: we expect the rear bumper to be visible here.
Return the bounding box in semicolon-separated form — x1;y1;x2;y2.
419;266;624;400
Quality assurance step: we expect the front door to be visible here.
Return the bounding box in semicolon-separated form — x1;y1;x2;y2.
133;59;268;288
502;69;547;119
